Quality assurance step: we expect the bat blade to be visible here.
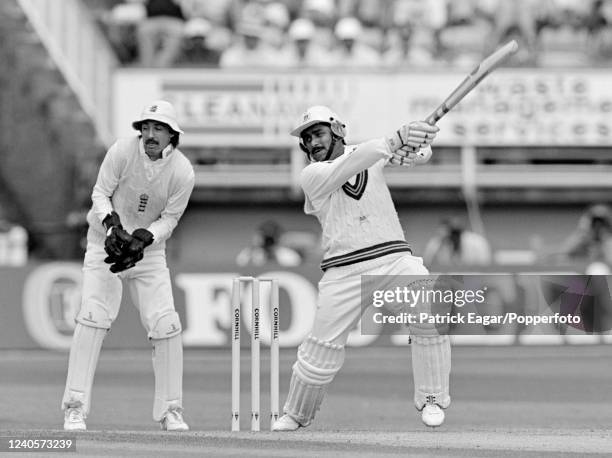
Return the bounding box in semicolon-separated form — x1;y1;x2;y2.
425;40;518;125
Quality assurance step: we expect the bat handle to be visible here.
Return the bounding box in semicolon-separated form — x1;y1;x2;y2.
425;104;450;126
424;114;438;126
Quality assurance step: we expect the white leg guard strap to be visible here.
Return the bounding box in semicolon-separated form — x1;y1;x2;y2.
62;323;107;416
151;332;184;421
411;334;451;410
283;335;345;425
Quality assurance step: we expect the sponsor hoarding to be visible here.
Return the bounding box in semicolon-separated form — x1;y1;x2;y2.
115;69;612;147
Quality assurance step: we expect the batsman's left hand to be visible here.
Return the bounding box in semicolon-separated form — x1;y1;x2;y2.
389;145;433;166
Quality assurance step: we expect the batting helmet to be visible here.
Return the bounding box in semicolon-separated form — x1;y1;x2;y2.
290;105;346;139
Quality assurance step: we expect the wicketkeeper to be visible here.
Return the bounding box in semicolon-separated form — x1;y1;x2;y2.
61;100;195;431
272;106;451;431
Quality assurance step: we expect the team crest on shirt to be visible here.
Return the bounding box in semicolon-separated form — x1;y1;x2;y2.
138;193;149;212
342;170;368;200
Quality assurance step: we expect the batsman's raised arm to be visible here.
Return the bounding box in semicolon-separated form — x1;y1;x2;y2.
294;106;439;207
300;138;390;202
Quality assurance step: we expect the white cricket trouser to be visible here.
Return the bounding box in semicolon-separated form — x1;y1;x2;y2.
311;252;429;344
76;241;176;332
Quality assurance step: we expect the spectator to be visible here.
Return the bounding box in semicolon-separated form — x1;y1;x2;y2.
437;0;495;66
180;0;232;28
280;18;336;67
332;17;381;67
261;2;292;50
180;17;222;65
299;0;337;51
535;0;591;66
382;0;445;66
337;0;393;52
236;220;302;267
558;204;612;268
586;0;612;62
137;0;186;67
105;1;145;64
179;0;234;58
423;217;492;267
219;18;279;67
382;21;436;67
487;0;538;65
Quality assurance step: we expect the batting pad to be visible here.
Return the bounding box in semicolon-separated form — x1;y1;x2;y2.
152;334;183;421
411;334;451;410
294;334;345;385
282;335;345;425
283;372;328;426
62;323;107;416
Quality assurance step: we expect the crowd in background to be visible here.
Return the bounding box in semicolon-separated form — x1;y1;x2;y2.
83;0;612;68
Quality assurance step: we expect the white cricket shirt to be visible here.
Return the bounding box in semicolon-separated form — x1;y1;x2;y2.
300;138;412;270
87;136;195;250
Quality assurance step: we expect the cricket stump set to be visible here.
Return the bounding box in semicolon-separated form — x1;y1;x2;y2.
231;276;280;431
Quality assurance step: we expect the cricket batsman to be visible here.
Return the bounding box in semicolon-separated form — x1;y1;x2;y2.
272;106;451;431
61;100;195;431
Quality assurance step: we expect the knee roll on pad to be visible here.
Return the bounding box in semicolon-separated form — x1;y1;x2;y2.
61;323;107;416
409;300;452;337
411;334;451;410
76;304;113;330
152;333;183;421
148;311;182;340
293;334;345;385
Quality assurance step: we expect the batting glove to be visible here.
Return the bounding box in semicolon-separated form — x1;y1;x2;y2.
388;145;433;167
385;121;439;153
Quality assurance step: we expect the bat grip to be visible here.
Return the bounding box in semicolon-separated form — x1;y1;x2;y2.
425;114;438;126
425;104;449;126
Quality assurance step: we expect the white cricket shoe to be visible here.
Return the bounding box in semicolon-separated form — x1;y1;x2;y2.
160;409;189;431
271;414;301;431
421;403;445;428
64;407;86;431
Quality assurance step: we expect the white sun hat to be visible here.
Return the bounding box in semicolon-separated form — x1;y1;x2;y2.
132;100;184;134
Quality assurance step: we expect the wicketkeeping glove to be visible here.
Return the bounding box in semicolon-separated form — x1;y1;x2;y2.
102;211;134;259
108;228;154;273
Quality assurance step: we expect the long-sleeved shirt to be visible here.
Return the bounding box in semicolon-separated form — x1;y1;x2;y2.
300;138;412;270
87;136;194;251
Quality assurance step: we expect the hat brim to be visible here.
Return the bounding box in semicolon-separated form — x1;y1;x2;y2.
132;114;184;134
290;120;329;137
